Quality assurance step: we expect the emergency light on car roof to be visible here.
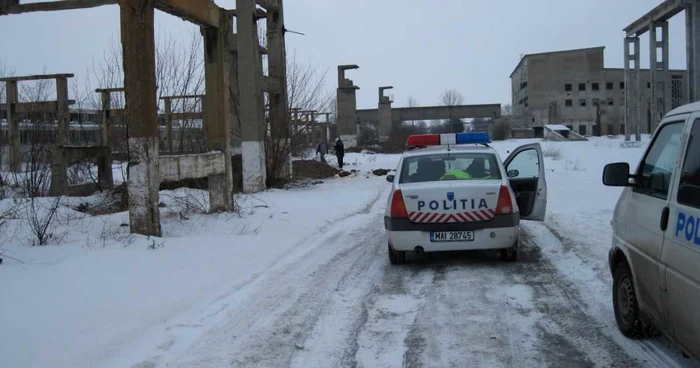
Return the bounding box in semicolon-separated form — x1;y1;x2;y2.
406;132;491;148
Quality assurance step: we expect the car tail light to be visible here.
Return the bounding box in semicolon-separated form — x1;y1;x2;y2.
496;185;514;215
390;189;408;218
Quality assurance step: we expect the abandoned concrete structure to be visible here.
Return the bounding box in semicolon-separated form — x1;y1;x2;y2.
336;65;360;147
510;46;688;137
0;0;288;236
624;0;700;140
356;86;501;137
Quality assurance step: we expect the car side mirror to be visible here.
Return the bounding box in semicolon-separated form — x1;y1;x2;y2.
386;175;395;183
603;162;631;186
507;169;519;178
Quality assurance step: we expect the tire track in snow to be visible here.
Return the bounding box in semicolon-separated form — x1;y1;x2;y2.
137;186;392;368
523;221;698;368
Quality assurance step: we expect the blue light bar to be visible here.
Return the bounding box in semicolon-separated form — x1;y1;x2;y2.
455;132;491;144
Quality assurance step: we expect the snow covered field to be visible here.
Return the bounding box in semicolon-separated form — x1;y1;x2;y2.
1;136;698;367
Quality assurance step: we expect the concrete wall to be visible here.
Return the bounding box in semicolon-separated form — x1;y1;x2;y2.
510;47;688;134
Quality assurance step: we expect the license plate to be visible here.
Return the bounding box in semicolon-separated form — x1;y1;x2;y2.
430;231;474;242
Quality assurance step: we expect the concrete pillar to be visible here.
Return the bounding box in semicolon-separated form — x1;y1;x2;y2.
624;36;641;142
98;90;114;190
49;76;69;196
687;2;700;103
164;98;173;154
661;21;672;118
336;64;359;147
650;21;670;135
266;0;290;181
5;80;19;172
203;15;234;212
237;0;266;193
378;86;393;141
649;22;658;135
119;0;161;237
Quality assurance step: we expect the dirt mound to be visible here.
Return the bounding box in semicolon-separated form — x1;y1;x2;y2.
293;160;341;179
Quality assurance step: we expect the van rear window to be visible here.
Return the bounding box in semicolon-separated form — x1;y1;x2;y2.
399;153;501;184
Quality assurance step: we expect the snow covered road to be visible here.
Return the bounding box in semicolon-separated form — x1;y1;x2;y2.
3;138;699;367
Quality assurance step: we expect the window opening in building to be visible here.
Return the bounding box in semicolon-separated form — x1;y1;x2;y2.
565;83;572;92
579;99;587;107
565;99;573;107
606;82;614;90
592;83;599;91
579;83;586;91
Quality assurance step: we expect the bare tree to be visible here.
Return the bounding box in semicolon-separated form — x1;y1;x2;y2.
407;95;419;108
437;89;465;132
266;51;334;187
502;103;513;116
440;88;465;107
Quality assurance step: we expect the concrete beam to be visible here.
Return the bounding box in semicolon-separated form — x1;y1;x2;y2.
0;100;76;113
0;73;74;82
624;0;683;36
120;0;161;237
159;152;226;183
154;0;220;28
95;87;125;93
356;104;501;122
160;94;205;100
1;0;115;15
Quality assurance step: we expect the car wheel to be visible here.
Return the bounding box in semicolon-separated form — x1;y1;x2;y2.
613;262;644;338
388;243;406;265
500;242;518;262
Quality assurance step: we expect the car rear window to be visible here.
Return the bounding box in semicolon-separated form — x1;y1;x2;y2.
399;153;502;183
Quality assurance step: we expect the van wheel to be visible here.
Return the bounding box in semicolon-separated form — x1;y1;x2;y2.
613;262;643;338
388;243;406;265
500;242;518;262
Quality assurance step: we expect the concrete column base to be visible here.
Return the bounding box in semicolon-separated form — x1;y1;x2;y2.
242;140;266;193
209;152;233;212
127;137;162;237
49;148;67;196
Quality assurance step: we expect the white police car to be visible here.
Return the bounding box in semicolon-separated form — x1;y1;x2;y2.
384;132;547;264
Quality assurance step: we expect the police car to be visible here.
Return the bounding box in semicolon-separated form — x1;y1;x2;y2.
603;101;700;360
384;132;547;264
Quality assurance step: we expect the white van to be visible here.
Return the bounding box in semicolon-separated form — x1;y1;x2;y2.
603;101;700;361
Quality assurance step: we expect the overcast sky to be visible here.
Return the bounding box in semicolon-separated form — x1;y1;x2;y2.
0;0;689;109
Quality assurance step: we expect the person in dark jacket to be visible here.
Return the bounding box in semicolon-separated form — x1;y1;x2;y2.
334;138;345;169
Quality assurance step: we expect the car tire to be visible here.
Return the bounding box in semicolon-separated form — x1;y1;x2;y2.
613;262;644;338
388;243;406;265
500;242;518;262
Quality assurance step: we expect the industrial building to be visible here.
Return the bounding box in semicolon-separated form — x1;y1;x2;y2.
510;46;687;135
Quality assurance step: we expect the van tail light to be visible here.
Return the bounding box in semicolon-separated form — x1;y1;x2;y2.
390;189;408;218
496;185;514;215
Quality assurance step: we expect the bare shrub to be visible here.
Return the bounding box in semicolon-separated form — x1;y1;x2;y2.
26;197;63;246
563;158;585;171
542;146;562;160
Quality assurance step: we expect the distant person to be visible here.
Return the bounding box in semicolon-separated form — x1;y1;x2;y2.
316;141;328;164
334;137;345;169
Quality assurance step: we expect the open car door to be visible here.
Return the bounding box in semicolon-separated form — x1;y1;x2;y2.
503;143;547;221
